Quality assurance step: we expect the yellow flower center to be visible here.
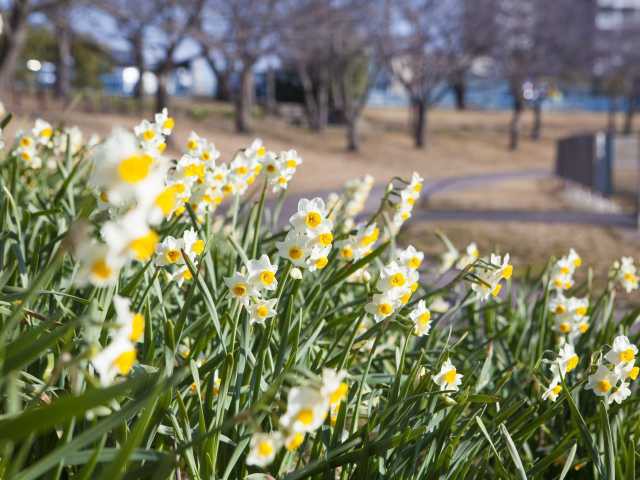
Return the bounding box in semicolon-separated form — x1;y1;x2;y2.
443;368;457;385
620;348;635;363
163;117;175;130
257;440;273;457
554;304;566;314
182;269;193;281
400;292;411;304
235;166;249;175
629;366;639;380
559;322;572;334
117;153;153;184
232;283;247;297
389;272;406;287
40;127;53;138
201;150;211;161
289;246;303;260
318;232;333;246
20;137;32;147
278;175;287;185
560;266;570;275
378;302;393;316
418;311;431;326
491;283;502;297
142;129;155;141
574;258;582;267
192;239;205;255
130;313;144;342
297;408;314;426
341;246;353;259
20;151;32;161
305;211;322;228
259;270;275;286
91;259;112;280
413;183;422;193
256;146;266;157
408;256;421;269
575;306;587;317
266;164;277;173
401;212;409;221
256;305;269;318
578;322;589;333
501;264;513;280
329;382;348;405
552;385;562;395
315;256;328;269
566;355;579;372
113;349;136;375
129;231;159;261
165;249;180;263
286;432;304;451
286;159;297;169
157;142;167;153
624;272;637;283
597;379;612;393
187;139;198;150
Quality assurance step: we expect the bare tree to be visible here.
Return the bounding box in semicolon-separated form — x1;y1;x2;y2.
490;0;594;149
0;0;68;91
387;0;464;149
197;0;280;133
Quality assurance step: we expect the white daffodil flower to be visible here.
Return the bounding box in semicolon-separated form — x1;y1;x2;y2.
409;300;432;337
432;359;463;392
246;431;282;467
280;386;329;434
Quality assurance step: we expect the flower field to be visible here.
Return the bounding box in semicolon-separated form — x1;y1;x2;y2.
0;110;639;479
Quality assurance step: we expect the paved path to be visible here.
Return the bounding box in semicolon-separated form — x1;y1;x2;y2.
270;169;638;229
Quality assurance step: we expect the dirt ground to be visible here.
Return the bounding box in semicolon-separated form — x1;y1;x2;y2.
4;95;639;272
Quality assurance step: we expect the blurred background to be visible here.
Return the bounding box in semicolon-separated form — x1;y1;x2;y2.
2;0;640;275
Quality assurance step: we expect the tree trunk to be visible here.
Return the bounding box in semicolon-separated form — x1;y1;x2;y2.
317;80;329;131
452;80;466;110
132;32;145;111
346;117;359;152
155;70;169;113
509;93;523;150
413;99;427;148
265;67;277;116
215;72;231;101
0;3;29;92
531;101;542;140
624;94;636;135
234;65;253;133
607;97;618;134
55;24;73;101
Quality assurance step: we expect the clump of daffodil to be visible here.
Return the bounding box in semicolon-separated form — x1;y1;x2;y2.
154;228;206;287
365;245;423;322
612;257;639;293
390;172;423;231
469;253;513;302
549;248;582;292
247;368;349;468
262;149;302;193
586;335;638;405
542;343;580;402
224;255;279;324
549;294;590;341
277;197;335;273
90;295;144;386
